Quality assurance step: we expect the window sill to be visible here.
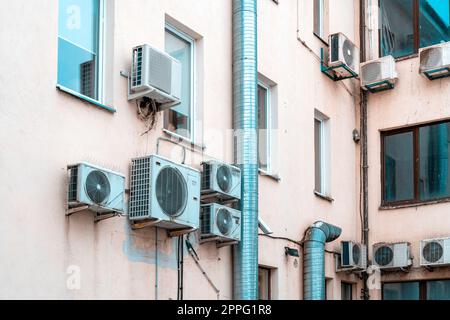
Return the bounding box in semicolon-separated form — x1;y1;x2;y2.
259;169;281;182
394;53;418;62
162;129;206;152
314;191;334;203
56;85;116;113
380;197;450;210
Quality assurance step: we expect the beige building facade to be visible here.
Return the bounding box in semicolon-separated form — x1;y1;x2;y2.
0;0;449;300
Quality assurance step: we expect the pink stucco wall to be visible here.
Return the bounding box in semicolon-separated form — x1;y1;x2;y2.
3;0;447;300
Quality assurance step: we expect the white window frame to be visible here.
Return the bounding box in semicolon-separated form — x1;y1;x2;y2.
164;23;196;143
258;81;272;174
57;0;106;104
318;0;324;38
314;110;331;197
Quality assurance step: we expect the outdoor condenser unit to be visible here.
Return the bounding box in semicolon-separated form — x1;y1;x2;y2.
360;55;397;92
420;237;450;267
372;242;412;271
419;41;450;80
339;241;367;271
128;154;200;231
128;44;182;109
328;32;359;78
201;160;241;201
67;163;125;215
200;203;241;243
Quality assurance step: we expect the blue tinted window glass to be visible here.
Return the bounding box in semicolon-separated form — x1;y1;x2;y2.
419;123;450;201
58;0;100;99
384;132;415;202
380;0;415;58
383;282;420;300
427;280;450;300
420;0;450;48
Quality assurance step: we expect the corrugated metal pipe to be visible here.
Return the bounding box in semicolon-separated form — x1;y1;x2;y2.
303;221;342;300
232;0;259;300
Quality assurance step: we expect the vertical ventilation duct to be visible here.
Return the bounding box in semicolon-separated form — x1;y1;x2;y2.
303;221;342;300
232;0;259;300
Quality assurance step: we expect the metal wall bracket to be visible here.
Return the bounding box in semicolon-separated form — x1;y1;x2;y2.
320;48;358;81
364;80;395;93
424;67;450;80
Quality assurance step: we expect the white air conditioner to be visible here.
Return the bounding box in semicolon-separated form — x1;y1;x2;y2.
360;55;397;91
419;41;450;80
339;241;367;271
328;32;359;78
200;203;241;243
128;44;182;109
420;237;450;267
201;161;241;201
67;163;125;215
128;155;200;231
373;242;412;270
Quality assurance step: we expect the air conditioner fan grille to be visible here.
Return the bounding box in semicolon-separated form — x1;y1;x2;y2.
85;170;111;205
423;241;443;263
374;246;394;266
156;167;187;217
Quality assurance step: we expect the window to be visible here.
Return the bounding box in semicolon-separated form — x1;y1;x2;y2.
383;282;420;300
341;282;353;300
382;121;450;206
314;111;330;196
383;280;450;300
258;83;271;172
313;0;329;41
258;267;271;300
164;25;195;140
58;0;104;101
380;0;450;59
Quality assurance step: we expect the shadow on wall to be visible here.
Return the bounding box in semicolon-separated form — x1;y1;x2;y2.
122;220;198;270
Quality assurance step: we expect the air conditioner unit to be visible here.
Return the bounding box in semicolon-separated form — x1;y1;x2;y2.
128;44;182;109
67;163;125;215
201;161;241;201
128;155;200;231
200;203;241;243
420;237;450;267
419;41;450;80
360;55;397;91
373;242;412;270
339;241;367;271
328;32;359;78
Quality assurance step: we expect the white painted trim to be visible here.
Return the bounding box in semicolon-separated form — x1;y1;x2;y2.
314;110;331;197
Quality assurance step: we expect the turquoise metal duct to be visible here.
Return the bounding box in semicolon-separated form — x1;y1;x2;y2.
303;221;342;300
232;0;259;300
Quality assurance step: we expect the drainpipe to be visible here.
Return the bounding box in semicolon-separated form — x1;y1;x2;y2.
303;221;342;300
232;0;259;300
360;0;370;301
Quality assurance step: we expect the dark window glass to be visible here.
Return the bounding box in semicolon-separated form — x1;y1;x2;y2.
380;0;415;58
341;282;353;300
427;280;450;300
420;0;450;48
314;119;322;193
419;123;450;200
258;267;271;300
384;132;414;202
380;0;450;58
383;282;420;300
